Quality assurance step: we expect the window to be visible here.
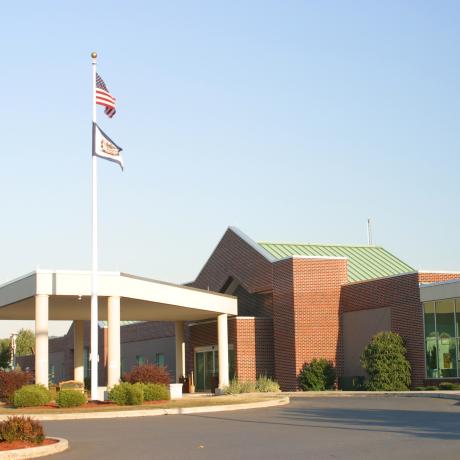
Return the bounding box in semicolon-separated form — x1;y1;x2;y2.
155;353;165;367
423;299;460;378
136;355;145;366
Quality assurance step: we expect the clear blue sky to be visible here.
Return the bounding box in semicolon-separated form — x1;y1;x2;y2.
1;1;460;336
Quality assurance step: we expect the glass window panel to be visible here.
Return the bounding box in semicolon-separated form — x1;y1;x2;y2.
229;348;236;381
436;299;455;339
195;352;205;391
423;302;436;338
456;299;460;338
438;337;457;377
425;338;438;378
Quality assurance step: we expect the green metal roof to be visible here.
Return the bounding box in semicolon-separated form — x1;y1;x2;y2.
258;242;415;282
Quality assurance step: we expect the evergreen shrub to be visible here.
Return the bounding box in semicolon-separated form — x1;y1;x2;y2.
298;359;336;391
140;383;170;401
13;385;51;408
360;331;411;391
56;390;87;407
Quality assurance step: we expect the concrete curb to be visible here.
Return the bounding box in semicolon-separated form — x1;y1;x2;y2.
0;437;68;459
0;397;289;421
286;391;460;401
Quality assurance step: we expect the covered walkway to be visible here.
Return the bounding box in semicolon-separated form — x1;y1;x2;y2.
0;270;237;393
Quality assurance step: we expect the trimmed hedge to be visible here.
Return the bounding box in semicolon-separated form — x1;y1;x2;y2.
109;382;144;405
123;364;171;385
360;332;411;391
141;383;170;401
298;359;336;391
0;416;44;444
13;385;51;408
0;370;33;402
56;390;87;408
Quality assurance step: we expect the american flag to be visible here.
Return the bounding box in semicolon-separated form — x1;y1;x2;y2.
96;73;116;118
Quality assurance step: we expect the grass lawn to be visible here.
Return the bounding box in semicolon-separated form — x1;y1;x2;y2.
0;394;286;415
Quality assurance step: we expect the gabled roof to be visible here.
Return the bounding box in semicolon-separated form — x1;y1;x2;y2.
258;242;415;282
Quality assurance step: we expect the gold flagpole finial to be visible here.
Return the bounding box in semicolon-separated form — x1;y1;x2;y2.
91;52;97;59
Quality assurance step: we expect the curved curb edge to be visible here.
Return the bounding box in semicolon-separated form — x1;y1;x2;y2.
0;437;68;459
1;397;290;421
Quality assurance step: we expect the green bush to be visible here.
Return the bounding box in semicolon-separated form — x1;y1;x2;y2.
56;390;87;408
141;383;170;401
425;385;438;390
360;332;411;391
13;385;52;408
438;382;460;391
298;358;336;391
109;382;144;405
255;375;280;392
0;416;44;444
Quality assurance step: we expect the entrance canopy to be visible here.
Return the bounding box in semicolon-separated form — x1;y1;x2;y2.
0;270;237;321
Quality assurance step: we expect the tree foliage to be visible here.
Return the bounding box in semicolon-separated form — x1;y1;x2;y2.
0;339;10;368
15;329;35;357
360;331;411;391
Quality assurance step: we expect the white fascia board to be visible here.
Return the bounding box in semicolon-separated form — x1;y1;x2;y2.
419;270;460;275
420;279;460;302
228;227;278;263
273;255;348;263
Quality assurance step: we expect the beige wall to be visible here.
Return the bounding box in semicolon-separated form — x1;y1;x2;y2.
343;307;391;376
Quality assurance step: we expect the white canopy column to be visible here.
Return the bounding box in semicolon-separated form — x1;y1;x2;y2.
35;294;49;386
107;296;121;388
73;320;84;382
217;313;229;393
175;321;185;383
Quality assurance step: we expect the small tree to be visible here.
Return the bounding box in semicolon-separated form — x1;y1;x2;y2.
298;358;336;391
360;331;411;391
16;329;35;357
0;339;10;368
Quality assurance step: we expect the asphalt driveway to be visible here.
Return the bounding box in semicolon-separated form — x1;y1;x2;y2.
44;396;460;460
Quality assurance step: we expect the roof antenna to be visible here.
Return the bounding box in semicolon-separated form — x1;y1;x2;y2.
367;218;373;245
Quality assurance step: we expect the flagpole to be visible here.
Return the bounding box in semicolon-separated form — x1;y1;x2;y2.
90;51;99;400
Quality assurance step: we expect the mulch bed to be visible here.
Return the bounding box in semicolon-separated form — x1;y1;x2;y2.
0;438;57;451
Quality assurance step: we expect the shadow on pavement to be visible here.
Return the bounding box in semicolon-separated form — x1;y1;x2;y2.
186;400;460;441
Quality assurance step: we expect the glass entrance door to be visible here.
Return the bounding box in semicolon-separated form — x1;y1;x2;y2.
195;349;216;392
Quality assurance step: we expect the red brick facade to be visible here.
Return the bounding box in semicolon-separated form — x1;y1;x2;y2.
341;273;425;386
418;272;460;284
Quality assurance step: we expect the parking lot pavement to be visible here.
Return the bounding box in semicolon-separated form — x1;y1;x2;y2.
44;396;460;460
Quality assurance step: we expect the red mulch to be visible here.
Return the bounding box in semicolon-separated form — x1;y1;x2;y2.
0;438;57;451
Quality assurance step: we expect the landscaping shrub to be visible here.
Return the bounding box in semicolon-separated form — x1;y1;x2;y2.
298;358;336;391
360;331;411;391
13;385;51;408
56;390;87;408
224;378;257;395
109;382;144;405
0;370;33;402
255;375;280;393
438;382;460;391
128;383;144;405
141;383;170;401
425;386;438;391
0;416;44;444
123;364;171;385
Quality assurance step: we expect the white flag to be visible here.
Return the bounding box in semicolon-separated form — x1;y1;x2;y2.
92;123;124;170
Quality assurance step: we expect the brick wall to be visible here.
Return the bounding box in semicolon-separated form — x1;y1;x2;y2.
341;273;425;387
187;317;274;381
191;228;273;296
418;272;460;284
272;258;297;390
272;257;348;391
